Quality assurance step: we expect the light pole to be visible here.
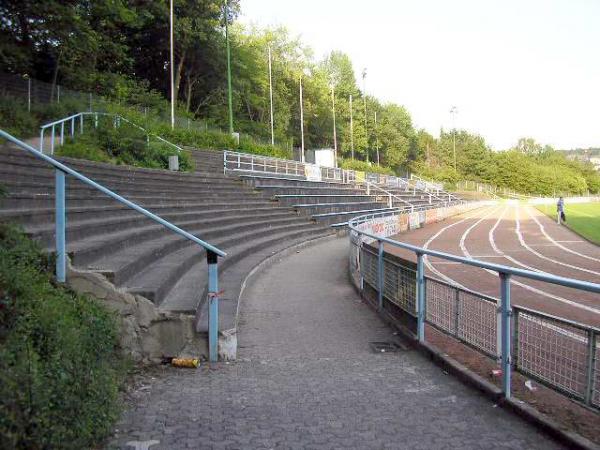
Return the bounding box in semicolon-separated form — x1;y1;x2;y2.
299;76;305;162
374;110;379;165
169;0;175;129
268;45;274;146
362;68;368;163
450;106;458;171
330;80;337;166
224;0;234;134
349;94;354;160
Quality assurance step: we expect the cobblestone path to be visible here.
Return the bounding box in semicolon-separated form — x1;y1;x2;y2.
108;237;563;449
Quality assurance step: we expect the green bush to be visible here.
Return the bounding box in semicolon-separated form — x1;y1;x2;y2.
57;122;194;172
0;224;124;449
0;97;38;137
339;158;394;175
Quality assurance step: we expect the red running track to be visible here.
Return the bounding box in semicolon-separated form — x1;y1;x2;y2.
385;203;600;327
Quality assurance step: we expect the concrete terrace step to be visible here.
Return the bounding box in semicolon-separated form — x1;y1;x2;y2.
123;221;327;306
29;208;298;249
311;207;398;224
0;193;276;209
240;174;347;189
86;215;313;289
0;204;294;227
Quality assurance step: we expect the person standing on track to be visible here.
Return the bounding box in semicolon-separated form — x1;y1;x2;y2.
557;196;566;224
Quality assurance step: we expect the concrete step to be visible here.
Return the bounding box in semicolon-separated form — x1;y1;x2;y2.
0;204;294;228
0;192;274;209
240;175;348;189
122;220;324;306
257;186;364;196
29;208;298;248
294;202;387;215
311;207;398;225
87;215;311;288
275;194;382;205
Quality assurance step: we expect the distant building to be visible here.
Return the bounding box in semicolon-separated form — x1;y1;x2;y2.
590;157;600;171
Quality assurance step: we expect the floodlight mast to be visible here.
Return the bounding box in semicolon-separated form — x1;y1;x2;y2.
170;0;175;129
450;106;458;170
268;45;274;146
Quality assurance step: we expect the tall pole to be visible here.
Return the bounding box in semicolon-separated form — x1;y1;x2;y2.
450;106;457;171
362;68;368;163
331;84;337;166
225;0;234;134
349;94;354;160
374;110;379;165
268;45;274;146
170;0;175;129
299;77;305;162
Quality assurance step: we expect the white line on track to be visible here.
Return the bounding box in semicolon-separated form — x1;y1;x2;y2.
526;207;600;263
487;206;600;315
514;206;600;276
422;205;500;289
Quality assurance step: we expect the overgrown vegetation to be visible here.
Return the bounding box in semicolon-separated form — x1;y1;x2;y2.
0;224;124;449
56;118;195;172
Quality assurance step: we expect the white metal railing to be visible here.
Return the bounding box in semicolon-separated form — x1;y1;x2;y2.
39;112;183;155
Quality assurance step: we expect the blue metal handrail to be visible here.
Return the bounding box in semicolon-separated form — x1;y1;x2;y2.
1;129;225;362
347;207;600;401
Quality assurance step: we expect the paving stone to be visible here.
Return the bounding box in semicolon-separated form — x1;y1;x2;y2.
107;237;565;449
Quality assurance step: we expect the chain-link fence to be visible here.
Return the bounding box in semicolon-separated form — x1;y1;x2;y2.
0;72;94;111
350;231;600;410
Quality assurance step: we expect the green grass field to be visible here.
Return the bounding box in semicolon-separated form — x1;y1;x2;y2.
536;202;600;245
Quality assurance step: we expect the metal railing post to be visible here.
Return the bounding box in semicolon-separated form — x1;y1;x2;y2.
416;253;426;342
207;251;219;363
388;193;392;208
80;114;84;134
377;240;384;311
39;128;44;153
60;121;64;145
71;117;75;137
499;272;512;398
366;183;370;195
94;113;98;129
55;169;66;283
584;330;596;405
454;289;460;337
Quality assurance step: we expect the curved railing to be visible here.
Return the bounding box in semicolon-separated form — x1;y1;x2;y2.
0;130;225;362
347;206;600;408
39;112;183;155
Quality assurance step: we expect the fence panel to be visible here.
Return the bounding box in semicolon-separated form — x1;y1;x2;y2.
514;308;591;401
426;278;458;335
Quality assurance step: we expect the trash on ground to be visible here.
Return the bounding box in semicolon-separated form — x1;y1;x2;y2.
171;358;199;368
525;380;537;391
491;369;502;377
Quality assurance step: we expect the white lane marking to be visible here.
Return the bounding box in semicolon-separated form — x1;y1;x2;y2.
514;206;600;277
488;206;600;315
422;206;500;288
527;207;600;263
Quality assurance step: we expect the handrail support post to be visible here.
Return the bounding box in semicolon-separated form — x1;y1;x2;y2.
499;272;512;398
584;330;596;405
55;169;66;283
377;240;384;312
416;253;426;342
207;251;220;363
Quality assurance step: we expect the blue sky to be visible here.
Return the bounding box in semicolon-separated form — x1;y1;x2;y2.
240;0;600;150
